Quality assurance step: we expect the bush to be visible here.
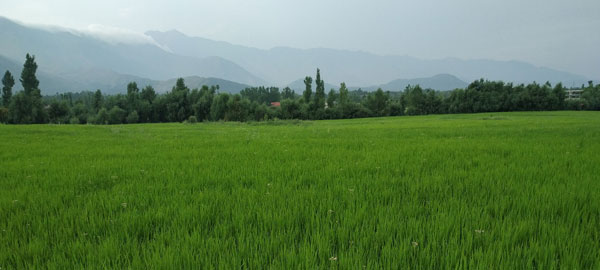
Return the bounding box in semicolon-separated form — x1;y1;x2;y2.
108;106;126;124
0;107;8;123
69;117;80;124
126;110;139;124
188;115;197;123
95;108;109;124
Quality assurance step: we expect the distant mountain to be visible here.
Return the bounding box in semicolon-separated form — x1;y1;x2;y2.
0;17;265;88
355;74;469;91
148;30;590;87
0;54;88;94
1;55;250;94
1;17;592;95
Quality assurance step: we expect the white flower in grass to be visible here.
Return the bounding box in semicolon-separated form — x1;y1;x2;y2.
475;229;485;234
329;256;338;261
411;241;419;247
121;202;127;208
328;209;334;214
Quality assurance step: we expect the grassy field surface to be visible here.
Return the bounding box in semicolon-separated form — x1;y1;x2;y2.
1;111;599;269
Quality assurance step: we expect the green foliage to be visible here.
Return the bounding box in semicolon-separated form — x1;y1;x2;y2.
3;58;600;125
20;54;39;96
240;86;280;105
0;107;8;123
303;76;312;103
582;84;600;110
313;69;326;110
126;110;139;124
364;88;389;116
8;54;46;123
210;93;230;121
281;87;295;100
140;85;156;104
338;82;349;105
47;100;70;123
280;98;302;119
93;89;103;112
192;86;216;122
69;116;80;125
2;70;15;106
326;89;337;109
95;108;109;124
8;91;46;124
108;106;126;124
225;94;251;122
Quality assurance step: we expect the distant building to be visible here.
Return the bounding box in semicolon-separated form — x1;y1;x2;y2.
566;89;583;100
270;102;281;107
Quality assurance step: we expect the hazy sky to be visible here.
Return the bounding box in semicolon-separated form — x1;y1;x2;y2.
1;0;599;78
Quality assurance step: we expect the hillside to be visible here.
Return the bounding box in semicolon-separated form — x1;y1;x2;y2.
148;30;590;86
0;17;265;88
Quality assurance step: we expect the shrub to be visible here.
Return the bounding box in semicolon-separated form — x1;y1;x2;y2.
126;110;139;124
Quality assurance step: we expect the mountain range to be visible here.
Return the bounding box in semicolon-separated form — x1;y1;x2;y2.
0;16;592;95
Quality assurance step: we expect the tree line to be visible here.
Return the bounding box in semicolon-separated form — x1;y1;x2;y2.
1;54;599;124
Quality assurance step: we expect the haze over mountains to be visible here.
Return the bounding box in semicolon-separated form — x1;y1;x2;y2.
0;16;591;95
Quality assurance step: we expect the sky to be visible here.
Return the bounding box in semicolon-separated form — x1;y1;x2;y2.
1;0;599;79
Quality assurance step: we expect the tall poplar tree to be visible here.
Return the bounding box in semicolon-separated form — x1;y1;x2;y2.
303;76;312;103
2;70;14;106
314;68;325;109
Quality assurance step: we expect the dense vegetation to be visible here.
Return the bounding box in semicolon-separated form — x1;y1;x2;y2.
1;112;599;268
1;54;599;124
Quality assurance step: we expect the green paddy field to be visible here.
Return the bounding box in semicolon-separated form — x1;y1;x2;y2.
1;111;599;269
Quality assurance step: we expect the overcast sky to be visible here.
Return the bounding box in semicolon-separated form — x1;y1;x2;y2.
1;0;598;79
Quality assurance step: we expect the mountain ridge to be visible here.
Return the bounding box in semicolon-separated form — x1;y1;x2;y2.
147;29;590;87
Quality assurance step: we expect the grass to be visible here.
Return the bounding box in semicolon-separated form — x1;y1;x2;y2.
1;111;599;269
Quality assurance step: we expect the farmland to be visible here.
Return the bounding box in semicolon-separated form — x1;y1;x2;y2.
1;111;599;269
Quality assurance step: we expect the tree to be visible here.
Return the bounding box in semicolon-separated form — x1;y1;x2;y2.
210;93;230;121
166;78;191;122
225;94;251;122
93;89;103;112
47;100;70;123
21;54;40;97
126;110;139;124
141;85;156;103
551;83;566;110
365;88;389;116
193;85;216;121
338;82;349;105
303;76;312;103
313;69;326;110
582;85;600;110
281;87;295;100
401;85;427;115
327;89;337;108
127;82;140;109
13;54;45;123
2;70;14;106
108;106;126;124
95;108;109;124
280;98;302;119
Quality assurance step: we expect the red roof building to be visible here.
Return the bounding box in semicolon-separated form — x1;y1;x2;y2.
270;102;281;107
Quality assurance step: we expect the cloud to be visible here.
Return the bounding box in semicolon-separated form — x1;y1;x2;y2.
83;24;158;46
3;16;171;52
